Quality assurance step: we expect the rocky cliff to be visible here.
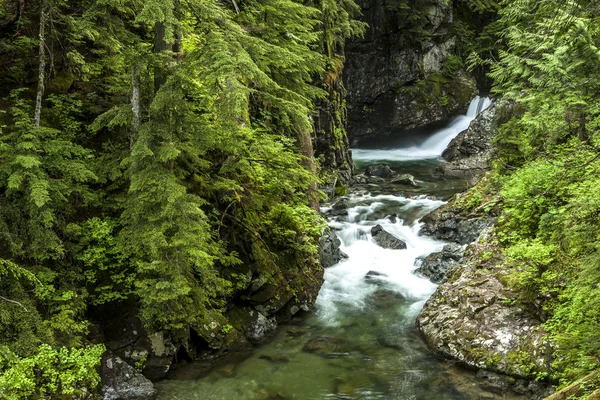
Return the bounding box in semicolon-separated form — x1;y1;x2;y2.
344;0;476;144
415;105;554;397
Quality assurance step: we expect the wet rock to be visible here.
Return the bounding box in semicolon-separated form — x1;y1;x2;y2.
365;164;397;178
353;174;385;184
415;243;466;283
101;353;157;400
364;271;388;285
344;0;477;144
419;203;493;245
330;199;349;216
371;225;407;249
391;174;418;187
302;337;350;357
385;214;398;223
227;307;277;343
102;316;177;381
259;355;290;363
440;103;498;180
476;370;552;399
367;289;405;309
318;229;348;268
417;228;552;384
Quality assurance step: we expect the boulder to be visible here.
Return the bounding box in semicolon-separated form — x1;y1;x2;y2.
371;225;407;249
101;354;157;400
330;199;349;216
365;164;397;178
391;174;418;187
364;270;388;285
440;102;498;179
366;289;405;309
353;174;385;184
419;203;494;245
302;337;350;357
415;243;465;283
318;229;348;268
417;228;552;384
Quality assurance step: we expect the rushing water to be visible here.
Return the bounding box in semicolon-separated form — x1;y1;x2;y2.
156;97;525;400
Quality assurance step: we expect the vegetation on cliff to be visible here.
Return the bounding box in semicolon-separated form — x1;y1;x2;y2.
465;0;600;389
0;0;363;397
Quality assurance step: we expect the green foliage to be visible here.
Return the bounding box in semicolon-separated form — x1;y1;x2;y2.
487;0;600;386
0;344;105;399
0;0;364;395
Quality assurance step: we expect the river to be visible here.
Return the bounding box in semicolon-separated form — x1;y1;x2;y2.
155;97;525;400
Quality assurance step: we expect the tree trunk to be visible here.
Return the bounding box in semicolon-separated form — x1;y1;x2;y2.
297;129;320;212
34;1;47;128
154;21;172;93
173;0;182;57
131;63;141;148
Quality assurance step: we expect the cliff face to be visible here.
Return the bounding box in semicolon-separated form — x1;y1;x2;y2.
344;0;476;144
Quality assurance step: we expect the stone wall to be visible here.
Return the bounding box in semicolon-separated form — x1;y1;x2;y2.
344;0;476;144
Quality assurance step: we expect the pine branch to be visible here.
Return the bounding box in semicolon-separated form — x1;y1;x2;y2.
0;296;28;312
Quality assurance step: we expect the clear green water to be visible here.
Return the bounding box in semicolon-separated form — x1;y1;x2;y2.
156;112;525;400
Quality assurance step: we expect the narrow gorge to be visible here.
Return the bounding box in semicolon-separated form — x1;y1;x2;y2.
1;0;599;399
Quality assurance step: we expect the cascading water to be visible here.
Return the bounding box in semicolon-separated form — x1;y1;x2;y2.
155;96;524;400
352;96;491;162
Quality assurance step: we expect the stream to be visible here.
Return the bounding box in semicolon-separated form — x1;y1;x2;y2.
155;97;525;400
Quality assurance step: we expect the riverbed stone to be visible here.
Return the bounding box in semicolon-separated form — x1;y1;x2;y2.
302;337;350;357
371;225;407;249
415;243;465;283
367;289;405;309
391;174;419;187
319;228;348;268
365;164;397;178
101;353;157;400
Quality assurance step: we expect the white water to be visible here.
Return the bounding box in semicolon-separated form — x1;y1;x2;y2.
316;193;446;326
352;96;491;162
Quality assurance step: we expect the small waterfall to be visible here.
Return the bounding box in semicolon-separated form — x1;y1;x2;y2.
352;95;491;162
315;193;446;325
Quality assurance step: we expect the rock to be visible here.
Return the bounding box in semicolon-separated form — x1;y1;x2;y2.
319;229;348;268
102;316;177;381
385;214;398;223
440;102;499;179
227;307;277;343
415;243;465;283
101;354;157;400
344;0;477;144
475;370;552;399
419;203;494;245
371;225;407;249
248;312;277;342
353;174;385;184
416;228;552;384
365;164;397;178
364;270;388;285
366;289;405;309
330;199;349;216
391;174;418;187
353;174;370;184
302;337;350;357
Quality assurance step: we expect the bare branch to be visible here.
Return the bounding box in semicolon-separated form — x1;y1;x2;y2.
0;296;28;312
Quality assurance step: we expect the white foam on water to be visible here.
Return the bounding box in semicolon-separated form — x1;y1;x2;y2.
316;194;447;326
352;96;491;162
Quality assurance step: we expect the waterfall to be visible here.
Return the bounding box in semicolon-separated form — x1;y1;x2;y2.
352;96;491;162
